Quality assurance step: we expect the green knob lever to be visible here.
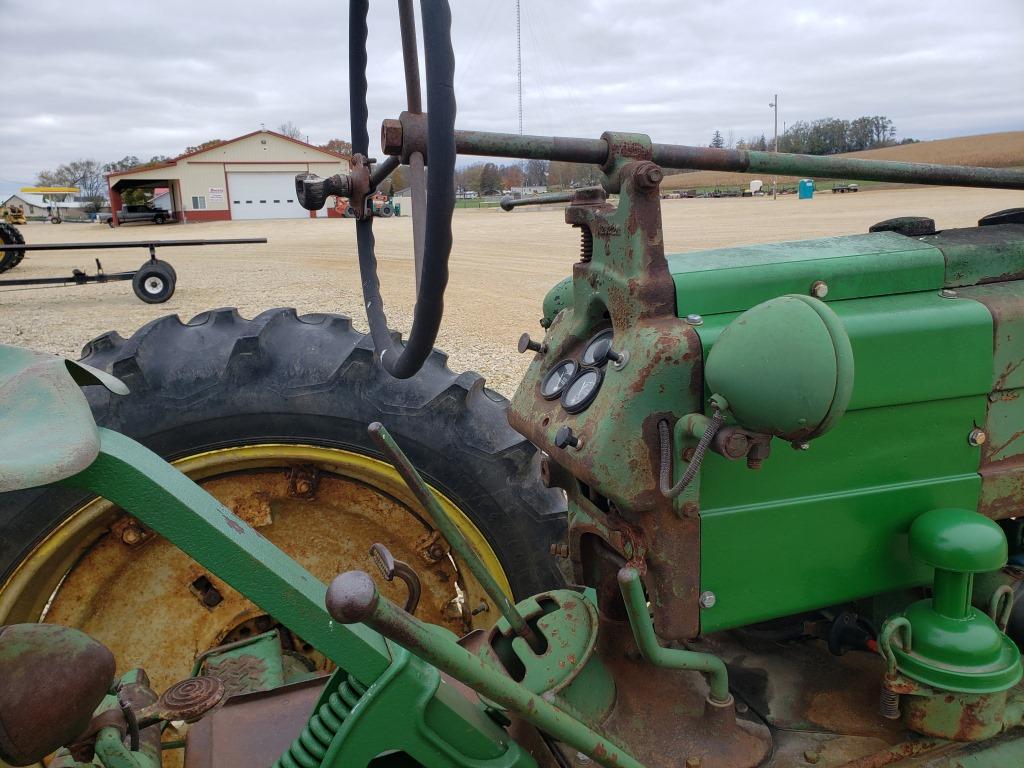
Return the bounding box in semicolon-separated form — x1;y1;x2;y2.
881;508;1022;694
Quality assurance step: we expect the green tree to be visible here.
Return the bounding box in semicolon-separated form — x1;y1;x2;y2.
710;130;724;148
478;163;501;195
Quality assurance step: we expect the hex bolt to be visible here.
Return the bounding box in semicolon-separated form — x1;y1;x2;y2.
576;753;593;766
803;750;821;765
380;119;404;155
810;280;829;298
939;288;958;299
685;313;704;326
518;333;548;354
555;426;581;450
968;428;987;447
121;524;144;546
682;501;699;517
699;591;717;609
685;757;701;768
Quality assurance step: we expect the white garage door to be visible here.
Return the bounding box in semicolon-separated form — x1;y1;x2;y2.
227;172;309;220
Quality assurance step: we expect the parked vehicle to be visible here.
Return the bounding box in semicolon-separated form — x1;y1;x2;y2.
100;205;174;226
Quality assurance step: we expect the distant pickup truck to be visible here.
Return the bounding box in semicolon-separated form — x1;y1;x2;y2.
98;206;174;226
831;183;859;193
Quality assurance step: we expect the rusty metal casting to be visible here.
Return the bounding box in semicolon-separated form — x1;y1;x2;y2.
151;676;226;723
0;624;116;766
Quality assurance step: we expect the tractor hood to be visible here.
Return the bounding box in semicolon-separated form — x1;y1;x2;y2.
668;231;943;317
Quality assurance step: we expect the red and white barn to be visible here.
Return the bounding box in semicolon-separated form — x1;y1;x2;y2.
106;130;350;224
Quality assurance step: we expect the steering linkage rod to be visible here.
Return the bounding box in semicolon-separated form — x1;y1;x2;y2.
381;123;1024;191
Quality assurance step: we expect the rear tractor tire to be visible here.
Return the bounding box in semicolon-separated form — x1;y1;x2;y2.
0;222;25;273
0;308;565;690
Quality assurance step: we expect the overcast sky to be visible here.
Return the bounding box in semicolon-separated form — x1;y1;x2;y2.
1;0;1022;200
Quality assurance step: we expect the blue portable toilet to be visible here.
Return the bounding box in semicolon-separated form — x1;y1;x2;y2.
798;179;815;199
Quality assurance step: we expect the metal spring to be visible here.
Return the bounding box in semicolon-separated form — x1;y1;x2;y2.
579;226;593;262
274;675;368;768
879;687;901;720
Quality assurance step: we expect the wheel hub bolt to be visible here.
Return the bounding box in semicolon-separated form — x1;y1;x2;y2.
121;524;144;545
968;428;987;446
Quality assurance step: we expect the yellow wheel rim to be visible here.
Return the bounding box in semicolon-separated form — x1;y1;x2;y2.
0;443;511;692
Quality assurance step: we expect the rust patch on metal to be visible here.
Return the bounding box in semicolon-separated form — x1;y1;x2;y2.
835;738;944;768
0;624;116;765
43;468;497;698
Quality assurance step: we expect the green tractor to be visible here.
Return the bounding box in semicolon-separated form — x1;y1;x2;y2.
3;2;1024;767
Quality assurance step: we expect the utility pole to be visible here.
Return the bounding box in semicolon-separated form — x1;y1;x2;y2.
769;94;778;200
516;0;525;192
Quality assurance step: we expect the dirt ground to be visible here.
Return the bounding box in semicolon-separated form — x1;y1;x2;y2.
2;185;1020;395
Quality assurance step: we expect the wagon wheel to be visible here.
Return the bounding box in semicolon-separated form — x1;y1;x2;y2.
349;0;455;379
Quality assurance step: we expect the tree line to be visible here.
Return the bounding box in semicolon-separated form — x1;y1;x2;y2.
709;116;918;156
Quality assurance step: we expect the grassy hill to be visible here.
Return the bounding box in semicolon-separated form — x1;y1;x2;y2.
660;131;1024;191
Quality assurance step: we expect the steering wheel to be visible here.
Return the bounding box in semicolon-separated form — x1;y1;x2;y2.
349;0;456;379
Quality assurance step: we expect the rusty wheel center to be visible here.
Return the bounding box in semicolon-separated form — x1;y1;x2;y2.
0;444;510;695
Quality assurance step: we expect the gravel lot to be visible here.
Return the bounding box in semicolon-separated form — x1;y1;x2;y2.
2;186;1019;395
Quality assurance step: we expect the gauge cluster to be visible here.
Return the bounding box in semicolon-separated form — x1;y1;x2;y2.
539;329;618;415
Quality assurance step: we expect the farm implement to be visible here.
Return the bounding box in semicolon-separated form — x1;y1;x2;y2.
0;237;266;303
3;1;1024;767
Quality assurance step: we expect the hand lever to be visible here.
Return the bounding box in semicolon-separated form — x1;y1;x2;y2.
367;422;545;653
370;542;422;614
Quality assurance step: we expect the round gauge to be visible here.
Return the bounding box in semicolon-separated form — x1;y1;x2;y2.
581;330;614;367
561;367;604;414
541;359;579;400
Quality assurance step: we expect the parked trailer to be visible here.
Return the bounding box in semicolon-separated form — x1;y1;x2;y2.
0;238;266;303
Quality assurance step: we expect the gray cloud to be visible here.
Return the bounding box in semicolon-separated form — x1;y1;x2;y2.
2;0;1021;199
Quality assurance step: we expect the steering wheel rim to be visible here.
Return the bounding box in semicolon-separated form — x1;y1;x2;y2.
350;0;456;379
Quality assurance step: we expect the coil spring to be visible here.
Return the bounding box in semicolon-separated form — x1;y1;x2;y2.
879;687;901;720
275;675;368;768
578;226;593;262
